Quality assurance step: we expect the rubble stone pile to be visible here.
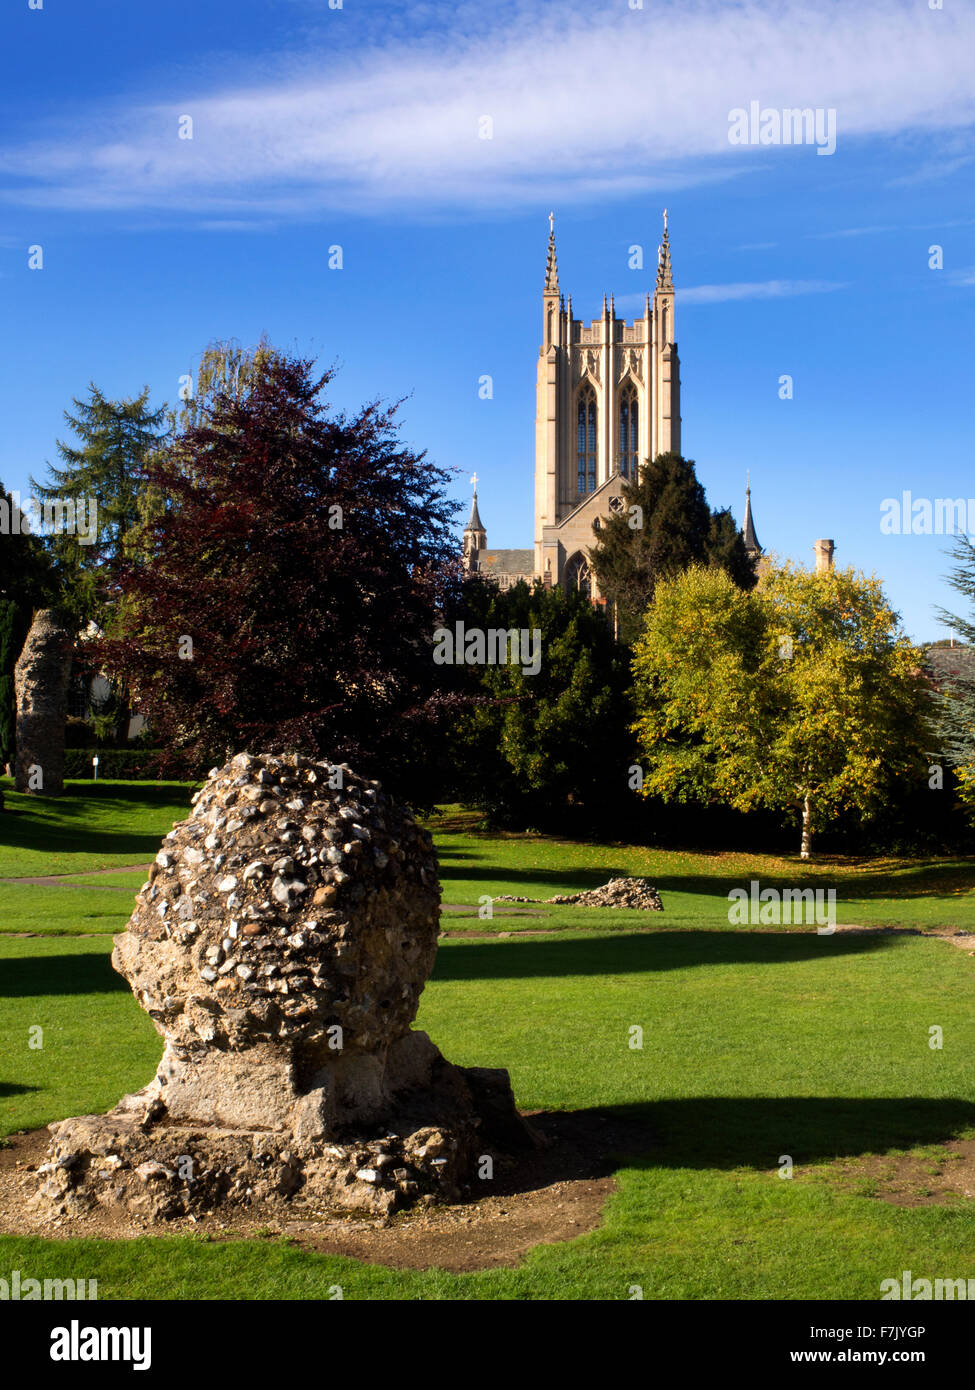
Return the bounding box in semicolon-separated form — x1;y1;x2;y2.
496;878;664;910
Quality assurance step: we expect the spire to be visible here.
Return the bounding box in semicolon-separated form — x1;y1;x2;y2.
656;207;674;293
545;211;559;294
742;474;761;557
463;473;486;567
467;491;484;535
465;473;484;536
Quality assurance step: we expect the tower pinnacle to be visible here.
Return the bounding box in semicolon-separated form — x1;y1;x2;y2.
656;208;674;293
545;212;559;294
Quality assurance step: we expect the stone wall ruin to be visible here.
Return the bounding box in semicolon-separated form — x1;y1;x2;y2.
14;609;73;796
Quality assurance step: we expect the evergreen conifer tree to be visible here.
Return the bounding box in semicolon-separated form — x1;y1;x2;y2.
588;452;755;642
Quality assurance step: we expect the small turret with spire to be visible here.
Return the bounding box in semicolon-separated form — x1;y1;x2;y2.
463;472;487;570
742;472;762;562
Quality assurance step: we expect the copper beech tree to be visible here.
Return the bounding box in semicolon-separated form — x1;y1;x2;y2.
98;355;463;798
631;561;934;858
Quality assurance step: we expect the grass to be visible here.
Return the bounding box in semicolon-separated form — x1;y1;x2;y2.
3;783;975;1299
3;928;975;1298
0;781;193;879
434;814;975;930
0;883;138;937
4;785;975;936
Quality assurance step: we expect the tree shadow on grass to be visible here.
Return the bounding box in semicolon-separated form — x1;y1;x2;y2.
438;863;631;892
548;1096;975;1174
464;1095;975;1203
0;953;129;999
0;1082;41;1098
432;929;896;982
0;782;192;863
437;858;975;903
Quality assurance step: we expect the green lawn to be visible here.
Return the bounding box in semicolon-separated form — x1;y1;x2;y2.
4;784;975;936
3;929;975;1298
0;781;193;878
2;783;975;1299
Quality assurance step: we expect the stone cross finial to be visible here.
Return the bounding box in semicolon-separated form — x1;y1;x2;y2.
470;472;479;493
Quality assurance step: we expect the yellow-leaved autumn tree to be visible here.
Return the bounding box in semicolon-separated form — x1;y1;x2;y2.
631;560;934;858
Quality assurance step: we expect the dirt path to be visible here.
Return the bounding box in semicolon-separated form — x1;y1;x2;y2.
0;864;152;889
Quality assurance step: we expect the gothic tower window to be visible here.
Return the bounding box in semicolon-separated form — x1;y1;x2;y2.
565;551;592;599
618;384;638;478
577;385;597;495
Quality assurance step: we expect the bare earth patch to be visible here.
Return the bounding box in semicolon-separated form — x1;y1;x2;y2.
807;1139;975;1207
0;1110;649;1273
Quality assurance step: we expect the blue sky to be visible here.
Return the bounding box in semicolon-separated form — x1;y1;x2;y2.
2;0;974;641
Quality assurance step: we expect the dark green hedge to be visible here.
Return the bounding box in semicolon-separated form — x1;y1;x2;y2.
64;748;205;781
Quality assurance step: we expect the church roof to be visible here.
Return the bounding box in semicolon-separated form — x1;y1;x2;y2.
742;485;761;554
477;549;535;576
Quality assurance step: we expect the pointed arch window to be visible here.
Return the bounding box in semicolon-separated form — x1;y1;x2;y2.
618;383;639;479
577;385;597;495
565;551;592;599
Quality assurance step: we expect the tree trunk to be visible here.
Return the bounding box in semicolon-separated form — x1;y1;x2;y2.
800;795;813;859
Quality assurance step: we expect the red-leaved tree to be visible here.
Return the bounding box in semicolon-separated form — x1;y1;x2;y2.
99;355;464;798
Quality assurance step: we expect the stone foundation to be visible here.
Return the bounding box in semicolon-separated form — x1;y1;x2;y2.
35;1058;527;1221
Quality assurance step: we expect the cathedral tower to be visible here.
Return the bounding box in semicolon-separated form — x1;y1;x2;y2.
534;212;682;595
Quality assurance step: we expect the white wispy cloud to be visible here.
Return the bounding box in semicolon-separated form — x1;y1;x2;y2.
614;279;847;311
2;0;974;218
678;279;848;304
808;225;901;239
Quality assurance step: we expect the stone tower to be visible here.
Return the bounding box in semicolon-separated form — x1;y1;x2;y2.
534;211;682;596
